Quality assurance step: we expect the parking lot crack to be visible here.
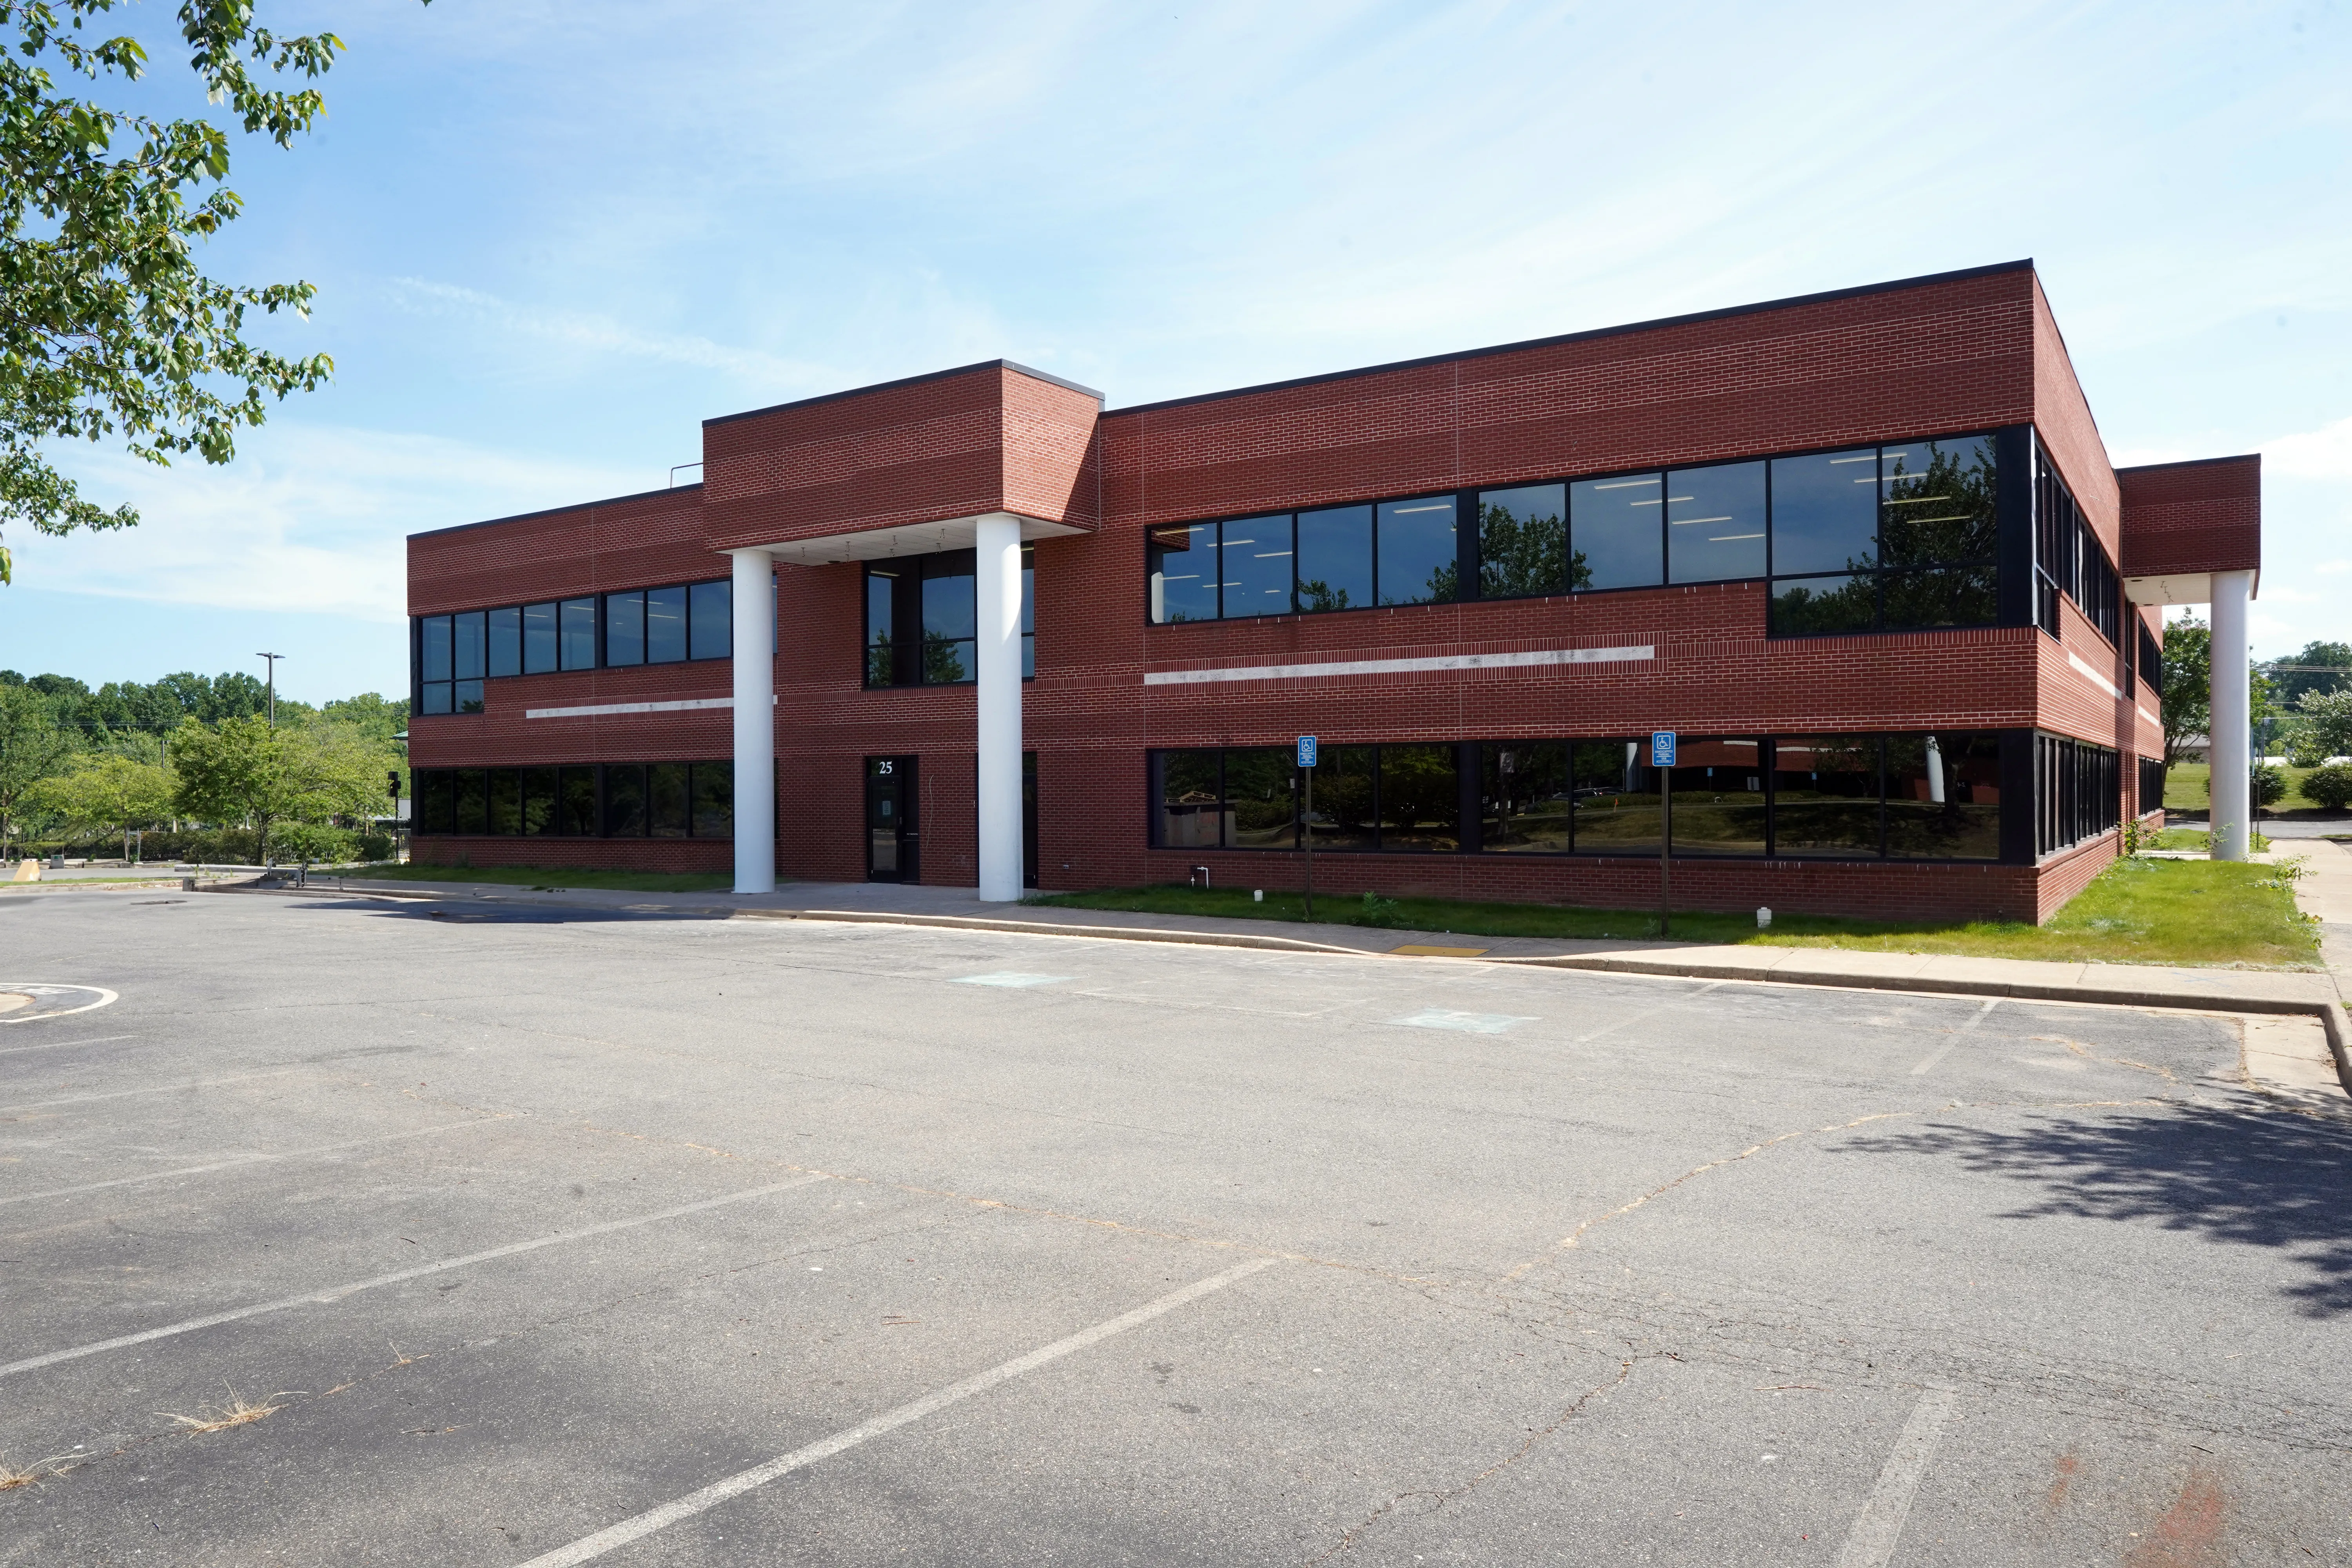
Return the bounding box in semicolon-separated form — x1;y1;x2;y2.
1302;1353;1641;1562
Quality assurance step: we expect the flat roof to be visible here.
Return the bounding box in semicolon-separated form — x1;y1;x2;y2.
408;481;701;542
1104;259;2036;418
702;359;1105;429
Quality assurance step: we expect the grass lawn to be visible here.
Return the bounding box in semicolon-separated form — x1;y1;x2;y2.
2165;760;2347;816
1031;857;2319;968
342;862;735;894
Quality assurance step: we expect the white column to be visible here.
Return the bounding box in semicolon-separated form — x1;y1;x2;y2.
730;548;776;894
974;514;1024;901
2209;570;2254;862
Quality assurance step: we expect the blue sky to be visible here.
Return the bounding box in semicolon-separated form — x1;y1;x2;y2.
7;0;2349;702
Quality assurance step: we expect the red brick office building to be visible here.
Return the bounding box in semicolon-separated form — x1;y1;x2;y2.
406;261;2262;922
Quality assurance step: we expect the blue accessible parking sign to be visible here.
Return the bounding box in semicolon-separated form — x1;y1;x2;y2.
1651;730;1677;768
1297;735;1318;768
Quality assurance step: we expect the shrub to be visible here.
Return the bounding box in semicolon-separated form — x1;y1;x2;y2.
2302;763;2352;812
354;831;396;861
2287;730;2331;769
270;822;357;863
2252;764;2287;808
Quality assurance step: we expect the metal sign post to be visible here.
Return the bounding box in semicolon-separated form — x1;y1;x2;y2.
1297;735;1318;922
1652;731;1677;938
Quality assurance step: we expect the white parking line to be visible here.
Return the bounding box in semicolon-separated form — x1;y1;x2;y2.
0;1033;137;1058
1910;1000;1999;1075
953;973;1072;988
0;1175;826;1381
517;1256;1280;1567
0;1117;510;1208
1388;1007;1533;1035
0;1068;306;1116
1831;1385;1958;1568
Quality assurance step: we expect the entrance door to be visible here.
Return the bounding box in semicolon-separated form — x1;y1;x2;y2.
866;756;919;882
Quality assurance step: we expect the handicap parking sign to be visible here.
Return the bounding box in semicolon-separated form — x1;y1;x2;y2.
1296;735;1318;768
1651;731;1677;768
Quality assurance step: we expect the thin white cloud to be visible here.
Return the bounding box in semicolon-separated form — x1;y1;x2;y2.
2264;412;2352;479
13;426;651;621
382;278;839;390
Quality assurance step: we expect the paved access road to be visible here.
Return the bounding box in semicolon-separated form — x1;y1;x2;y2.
2;888;2347;1566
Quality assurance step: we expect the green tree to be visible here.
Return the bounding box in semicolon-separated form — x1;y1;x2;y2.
2265;639;2352;708
2161;616;2211;768
169;712;321;863
2299;688;2352;761
1;2;426;584
24;750;171;840
0;681;78;852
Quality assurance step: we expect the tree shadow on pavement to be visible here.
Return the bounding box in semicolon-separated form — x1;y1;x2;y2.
1847;1102;2352;1317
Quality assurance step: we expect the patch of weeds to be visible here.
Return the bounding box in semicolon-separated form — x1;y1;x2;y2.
0;1452;72;1490
1357;892;1408;928
160;1383;298;1436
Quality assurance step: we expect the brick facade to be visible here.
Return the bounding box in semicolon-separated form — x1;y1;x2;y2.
407;262;2256;920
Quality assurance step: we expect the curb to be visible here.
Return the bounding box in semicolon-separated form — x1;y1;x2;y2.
736;907;1368;956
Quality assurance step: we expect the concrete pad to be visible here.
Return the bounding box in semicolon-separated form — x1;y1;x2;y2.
2241;1014;2350;1109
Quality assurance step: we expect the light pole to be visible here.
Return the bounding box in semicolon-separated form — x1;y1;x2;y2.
256;652;284;727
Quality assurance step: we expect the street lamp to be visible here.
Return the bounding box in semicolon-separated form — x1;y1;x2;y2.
256;652;284;727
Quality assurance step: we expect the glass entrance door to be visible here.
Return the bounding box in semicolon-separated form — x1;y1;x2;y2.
866;756;918;882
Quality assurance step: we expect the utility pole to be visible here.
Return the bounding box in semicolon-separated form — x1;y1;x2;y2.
256;653;284;727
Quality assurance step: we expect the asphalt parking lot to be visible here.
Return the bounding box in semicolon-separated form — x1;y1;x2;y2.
3;887;2348;1565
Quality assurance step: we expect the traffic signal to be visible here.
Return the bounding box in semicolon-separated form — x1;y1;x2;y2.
387;769;402;801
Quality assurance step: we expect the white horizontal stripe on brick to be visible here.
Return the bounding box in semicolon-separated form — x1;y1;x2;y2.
1143;644;1654;687
2066;651;2120;701
523;697;746;720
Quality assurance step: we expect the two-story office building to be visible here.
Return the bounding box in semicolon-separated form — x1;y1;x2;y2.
406;260;2263;922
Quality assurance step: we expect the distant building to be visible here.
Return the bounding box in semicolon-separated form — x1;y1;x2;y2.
405;261;2262;922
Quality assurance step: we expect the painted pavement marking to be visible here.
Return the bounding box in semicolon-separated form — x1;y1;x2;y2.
1831;1385;1958;1568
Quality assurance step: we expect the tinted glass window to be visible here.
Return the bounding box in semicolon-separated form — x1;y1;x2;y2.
1570;740;1657;854
605;764;646;836
420;616;452;682
1379;744;1459;851
421;682;452;716
691;762;733;838
1377;496;1458;606
646;586;688;663
455;679;484;715
524;602;559;673
418;770;454;835
1022;550;1036;678
1481;741;1570;852
1880;565;1997;630
486;769;521;836
922;550;975;682
559;767;598;836
1770;575;1877;637
453;612;488;680
1148;524;1217;623
1771;736;1881;857
488;606;522;677
1570;475;1663;591
649;762;690;837
1218;515;1292;619
1770;448;1879;575
454;769;488;835
1224;748;1297;849
1668;738;1766;855
1307;745;1376;850
1158;750;1222;847
1668;461;1767;584
690;581;730;659
866;568;898;686
520;767;557;835
1295;505;1372;614
1477;486;1565;599
1880;436;1997;566
560;598;597;670
1886;732;2000;859
605;591;646;666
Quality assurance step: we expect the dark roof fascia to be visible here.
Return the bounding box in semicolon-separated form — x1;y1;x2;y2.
407;482;702;543
1105;260;2038;419
2114;452;2262;475
703;359;1105;430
